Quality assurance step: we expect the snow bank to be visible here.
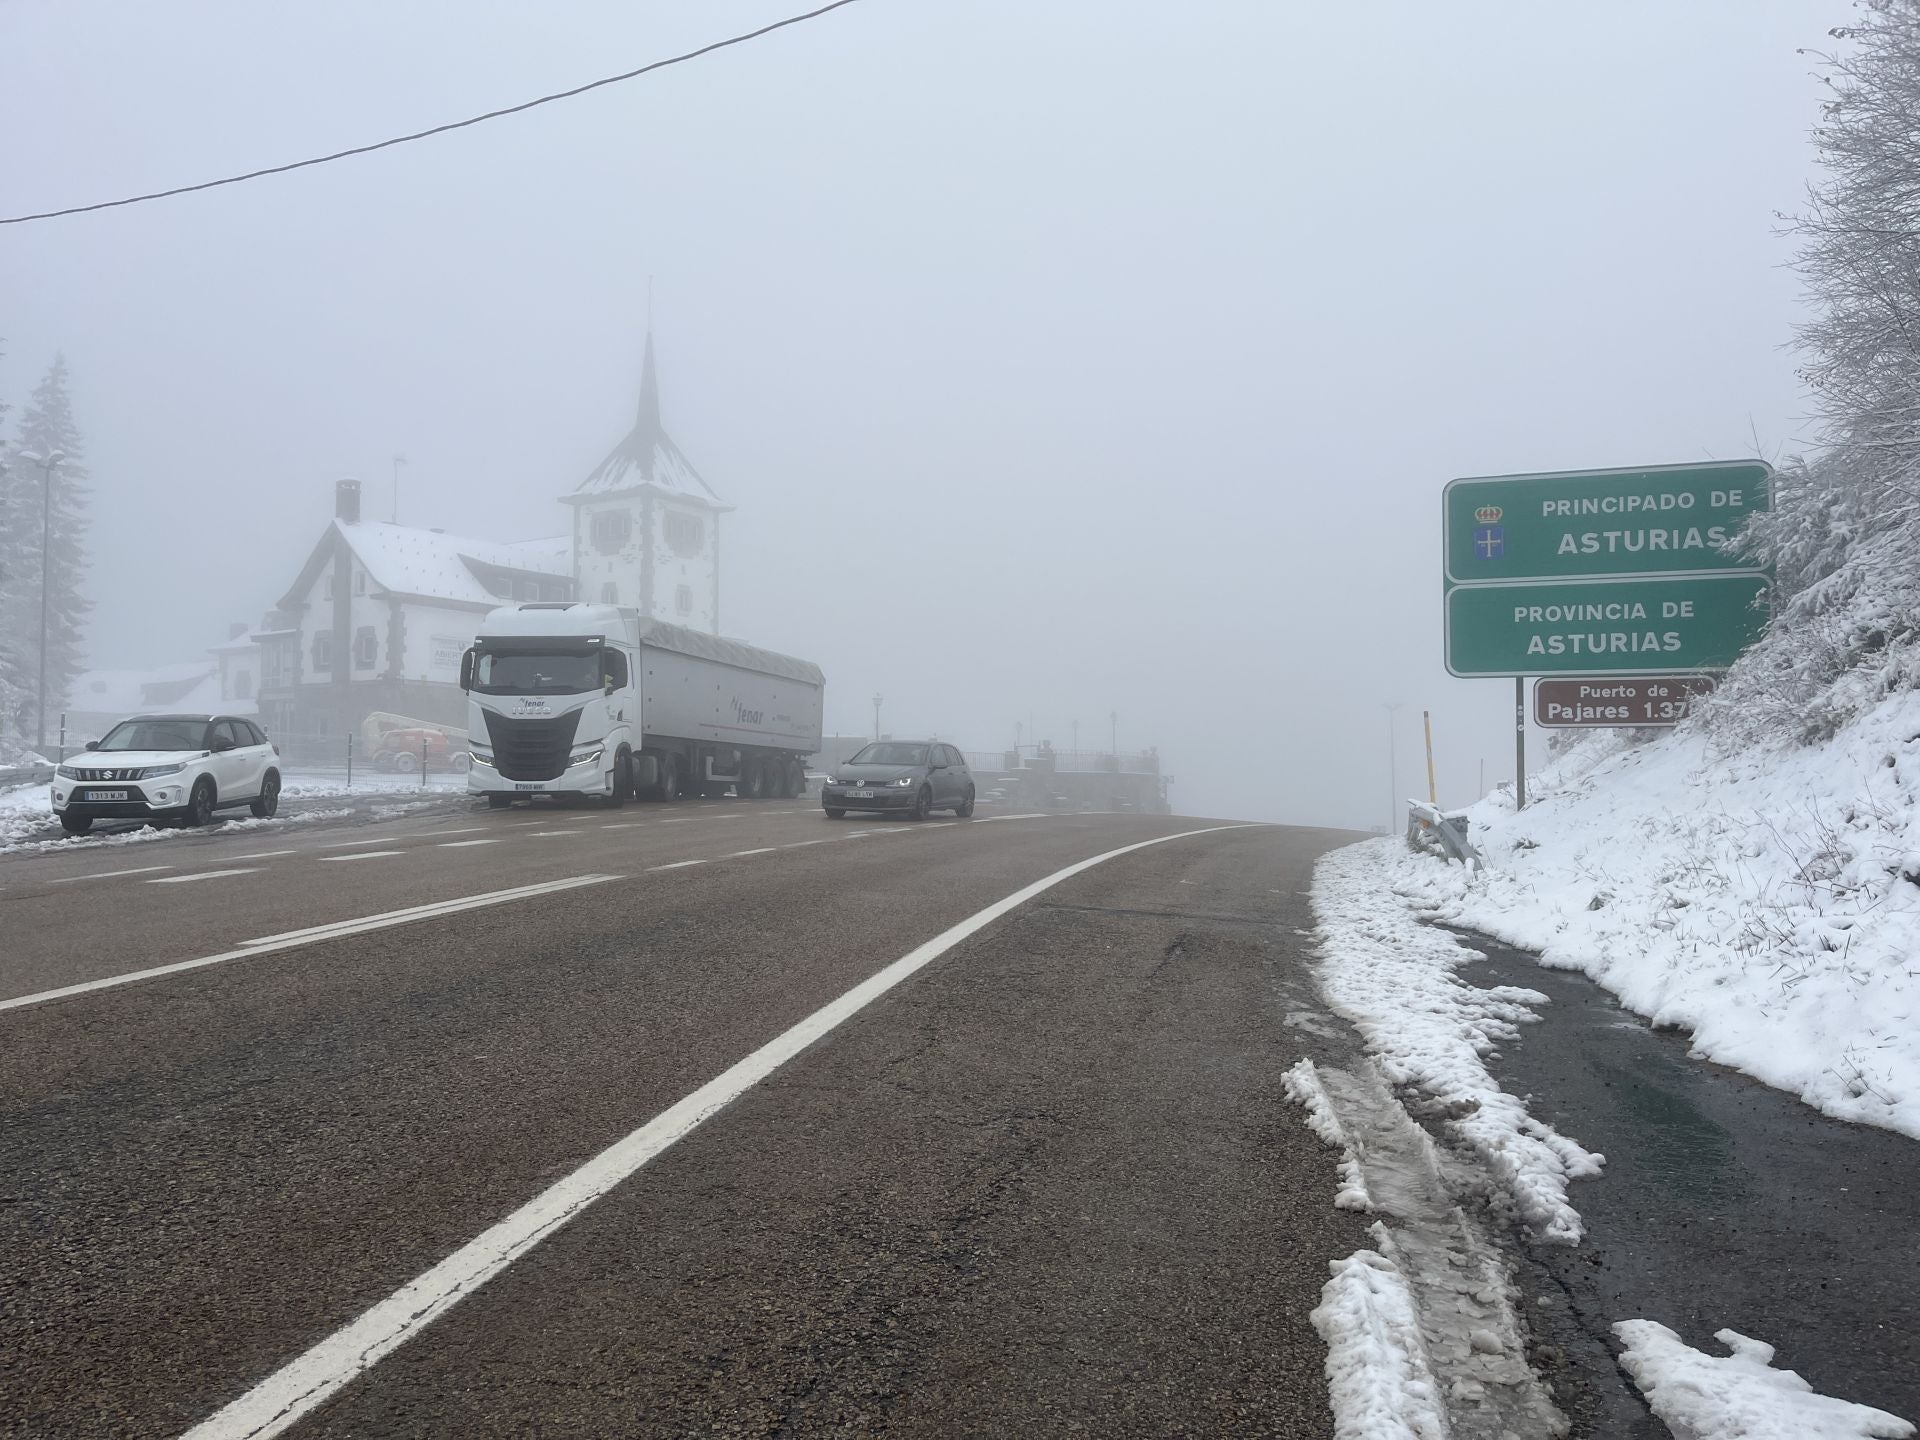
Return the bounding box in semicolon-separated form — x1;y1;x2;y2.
1391;687;1920;1138
1614;1321;1914;1439
1311;1225;1449;1440
1312;842;1604;1243
1283;1059;1373;1212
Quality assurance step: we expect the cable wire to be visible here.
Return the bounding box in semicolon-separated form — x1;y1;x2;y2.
0;0;863;226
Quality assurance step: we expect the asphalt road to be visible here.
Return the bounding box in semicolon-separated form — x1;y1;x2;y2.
0;798;1371;1438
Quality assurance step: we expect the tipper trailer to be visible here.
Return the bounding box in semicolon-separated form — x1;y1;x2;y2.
461;603;824;806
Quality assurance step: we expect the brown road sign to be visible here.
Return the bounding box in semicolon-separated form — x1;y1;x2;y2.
1534;675;1716;728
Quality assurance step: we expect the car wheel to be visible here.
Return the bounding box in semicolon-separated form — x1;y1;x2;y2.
824;807;846;819
954;787;975;818
250;770;281;819
487;793;514;809
59;814;92;836
910;785;932;821
185;778;216;827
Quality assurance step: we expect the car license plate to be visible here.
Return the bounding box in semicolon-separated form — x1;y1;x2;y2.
849;789;875;798
86;790;129;801
514;782;546;791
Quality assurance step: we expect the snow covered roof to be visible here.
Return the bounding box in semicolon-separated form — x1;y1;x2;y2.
64;664;255;719
568;332;729;510
281;521;574;611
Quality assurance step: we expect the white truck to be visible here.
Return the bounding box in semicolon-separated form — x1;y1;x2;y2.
461;603;824;808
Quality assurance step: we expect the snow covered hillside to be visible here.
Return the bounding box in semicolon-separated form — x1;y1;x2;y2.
1384;688;1920;1139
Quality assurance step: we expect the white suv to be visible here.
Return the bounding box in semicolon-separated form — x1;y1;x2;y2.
52;713;281;836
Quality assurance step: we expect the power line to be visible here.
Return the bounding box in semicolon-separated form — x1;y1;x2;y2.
0;0;863;227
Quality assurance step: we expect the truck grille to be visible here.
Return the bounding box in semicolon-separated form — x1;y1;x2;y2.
482;709;581;782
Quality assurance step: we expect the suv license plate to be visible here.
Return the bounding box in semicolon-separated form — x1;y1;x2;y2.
86;790;129;801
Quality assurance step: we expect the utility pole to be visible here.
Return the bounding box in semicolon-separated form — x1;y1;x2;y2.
1385;701;1401;833
21;449;66;753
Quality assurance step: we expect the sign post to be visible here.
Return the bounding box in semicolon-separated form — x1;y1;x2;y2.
1444;461;1772;802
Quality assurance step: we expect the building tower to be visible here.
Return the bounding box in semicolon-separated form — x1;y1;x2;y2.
563;332;731;631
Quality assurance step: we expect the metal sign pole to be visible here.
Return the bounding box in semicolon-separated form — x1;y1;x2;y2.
1515;677;1527;809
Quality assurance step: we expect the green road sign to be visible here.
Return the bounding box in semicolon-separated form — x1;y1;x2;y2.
1444;574;1771;677
1444;461;1771;584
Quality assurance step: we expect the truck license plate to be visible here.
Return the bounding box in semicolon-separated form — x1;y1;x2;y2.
514;782;546;791
86;790;129;801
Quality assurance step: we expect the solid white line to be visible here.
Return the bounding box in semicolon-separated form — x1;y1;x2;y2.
229;850;299;861
320;850;403;863
646;859;706;872
176;823;1257;1440
729;847;776;858
147;868;262;885
0;875;622;1016
659;818;690;824
978;813;1050;823
781;839;830;849
437;839;501;848
48;865;173;883
527;830;582;837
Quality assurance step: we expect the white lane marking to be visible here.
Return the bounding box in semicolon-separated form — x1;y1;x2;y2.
0;875;622;1016
978;813;1049;823
146;868;263;885
320;837;407;849
48;865;174;884
599;822;644;830
320;850;404;863
418;826;485;837
527;830;583;837
782;839;830;849
177;823;1259;1440
437;839;502;848
708;813;741;820
729;848;776;858
229;850;299;861
659;818;691;824
646;859;706;872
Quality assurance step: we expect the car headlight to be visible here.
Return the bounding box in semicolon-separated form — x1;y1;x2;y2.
55;764;81;779
567;747;604;769
891;776;915;787
143;763;186;779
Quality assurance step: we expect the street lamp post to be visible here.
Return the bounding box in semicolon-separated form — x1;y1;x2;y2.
872;693;883;742
20;449;65;752
1385;701;1402;834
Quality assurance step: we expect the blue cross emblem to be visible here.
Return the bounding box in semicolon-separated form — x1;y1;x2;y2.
1473;524;1504;560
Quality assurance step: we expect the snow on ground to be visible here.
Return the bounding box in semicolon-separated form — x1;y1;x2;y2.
1614;1322;1914;1440
1387;686;1920;1139
1283;1059;1373;1212
1312;843;1604;1243
1310;1225;1449;1440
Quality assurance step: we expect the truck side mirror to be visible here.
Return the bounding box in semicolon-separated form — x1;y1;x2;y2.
459;649;476;691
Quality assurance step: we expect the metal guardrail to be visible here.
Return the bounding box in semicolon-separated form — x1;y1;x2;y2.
1406;800;1482;870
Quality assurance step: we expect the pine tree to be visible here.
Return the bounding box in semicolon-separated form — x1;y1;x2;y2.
1;355;92;752
0;339;27;754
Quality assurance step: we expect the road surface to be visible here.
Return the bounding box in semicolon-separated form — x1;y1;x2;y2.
1;800;1370;1438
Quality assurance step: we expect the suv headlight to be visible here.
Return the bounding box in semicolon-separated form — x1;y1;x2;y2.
143;763;186;779
567;747;604;769
55;763;81;779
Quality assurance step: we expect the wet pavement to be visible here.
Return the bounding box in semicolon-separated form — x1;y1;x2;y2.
1461;933;1920;1436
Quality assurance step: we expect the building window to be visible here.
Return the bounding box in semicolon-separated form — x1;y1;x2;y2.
234;670;254;700
675;584;694;616
313;630;333;673
663;510;704;557
354;569;367;596
590;509;633;555
601;581;619;604
514;578;538;601
323;576;334;600
354;626;377;671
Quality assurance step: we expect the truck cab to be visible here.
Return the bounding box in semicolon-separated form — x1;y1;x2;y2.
462;603;638;808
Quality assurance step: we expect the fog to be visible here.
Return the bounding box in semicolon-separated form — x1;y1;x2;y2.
0;1;1820;828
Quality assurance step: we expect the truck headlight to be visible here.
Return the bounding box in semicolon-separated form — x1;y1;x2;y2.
567;748;604;769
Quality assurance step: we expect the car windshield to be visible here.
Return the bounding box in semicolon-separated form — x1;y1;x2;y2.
471;647;601;696
97;720;206;752
850;743;929;767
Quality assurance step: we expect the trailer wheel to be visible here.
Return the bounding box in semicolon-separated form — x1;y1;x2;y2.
656;757;681;802
741;758;766;800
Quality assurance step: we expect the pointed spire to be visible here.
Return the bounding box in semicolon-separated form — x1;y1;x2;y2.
635;328;661;444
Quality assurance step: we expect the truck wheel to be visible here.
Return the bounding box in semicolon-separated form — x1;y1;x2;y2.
784;760;805;799
910;785;932;822
487;793;513;809
741;759;766;800
656;759;681;803
605;750;630;808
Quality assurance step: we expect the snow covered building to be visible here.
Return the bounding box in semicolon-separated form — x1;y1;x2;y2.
256;335;730;746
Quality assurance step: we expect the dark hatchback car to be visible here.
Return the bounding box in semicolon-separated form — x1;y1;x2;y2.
822;741;974;821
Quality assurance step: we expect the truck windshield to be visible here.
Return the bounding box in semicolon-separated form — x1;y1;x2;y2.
471;648;602;696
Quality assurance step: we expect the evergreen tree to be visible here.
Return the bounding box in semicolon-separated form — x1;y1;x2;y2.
1;354;92;751
0;340;27;753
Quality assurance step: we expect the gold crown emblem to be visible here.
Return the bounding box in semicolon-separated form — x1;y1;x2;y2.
1475;505;1504;524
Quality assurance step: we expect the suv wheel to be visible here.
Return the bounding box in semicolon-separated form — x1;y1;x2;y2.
184;778;217;827
250;770;281;819
59;814;93;836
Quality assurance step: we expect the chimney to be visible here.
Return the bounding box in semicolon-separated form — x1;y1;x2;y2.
335;478;361;523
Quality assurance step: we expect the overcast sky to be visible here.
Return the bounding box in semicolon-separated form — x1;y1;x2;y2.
0;2;1827;827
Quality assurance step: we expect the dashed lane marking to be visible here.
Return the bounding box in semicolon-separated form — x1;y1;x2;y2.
227;850;298;861
417;827;486;837
176;823;1261;1440
526;830;583;837
320;837;407;849
729;848;776;858
646;859;706;872
320;850;404;863
48;865;174;884
146;869;262;885
0;874;622;1017
438;839;502;848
